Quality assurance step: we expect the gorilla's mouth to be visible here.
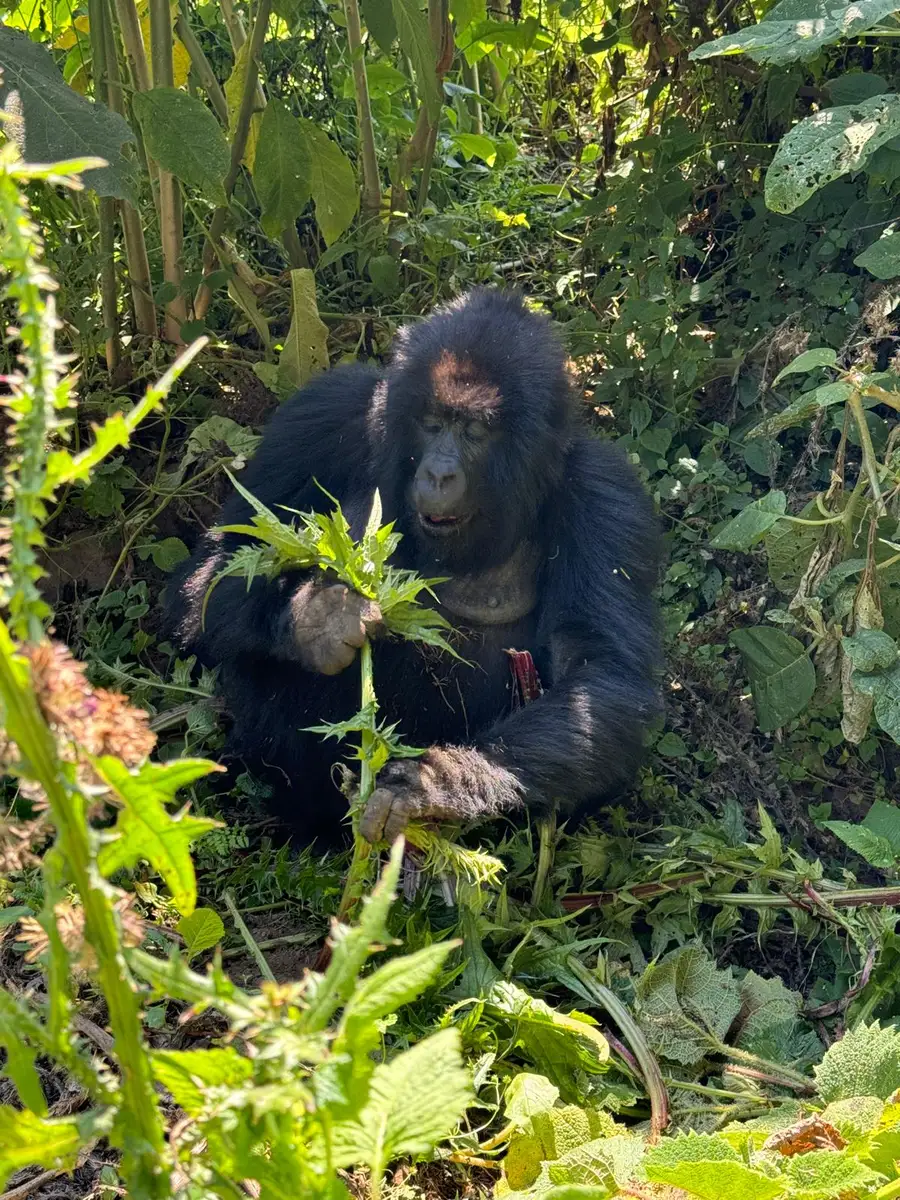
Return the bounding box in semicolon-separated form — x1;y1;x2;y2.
418;512;471;536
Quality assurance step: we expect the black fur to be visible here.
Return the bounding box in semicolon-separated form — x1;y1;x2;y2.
167;289;661;842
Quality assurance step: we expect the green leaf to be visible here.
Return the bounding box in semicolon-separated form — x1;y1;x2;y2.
176;908;225;962
338;941;457;1057
504;1073;561;1124
843;628;898;672
368;253;401;297
277;268;330;397
296;119;359;246
392;0;442;122
823;820;897;868
747;381;855;439
94;757;222;916
0;990;46;1115
855;229;900;280
690;0;900;66
0;26;137;202
656;732;688;757
151;1047;252;1116
710;492;787;551
766;95;900;214
0;1108;84;1190
783;1148;883;1198
731;971;821;1068
362;0;398;52
451;0;486;34
635;946;741;1066
772;347;838;385
453;133;497;165
487;982;610;1096
330;1027;472;1179
646;1156;785;1200
850;660;900;742
731;627;816;732
132;88;229;205
253;99;312;238
815;1022;900;1102
827;71;889;105
149;537;190;572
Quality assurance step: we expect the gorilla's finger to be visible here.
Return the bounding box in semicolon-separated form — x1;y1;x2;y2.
360;788;394;843
383;804;413;843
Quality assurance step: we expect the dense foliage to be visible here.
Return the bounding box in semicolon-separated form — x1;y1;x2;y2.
6;0;900;1192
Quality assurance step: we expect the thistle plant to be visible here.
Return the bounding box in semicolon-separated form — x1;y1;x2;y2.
209;471;505;919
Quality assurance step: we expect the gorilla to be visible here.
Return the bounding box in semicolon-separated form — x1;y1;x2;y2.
168;289;661;845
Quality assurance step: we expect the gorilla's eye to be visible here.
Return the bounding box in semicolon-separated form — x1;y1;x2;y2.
466;420;489;442
421;416;443;435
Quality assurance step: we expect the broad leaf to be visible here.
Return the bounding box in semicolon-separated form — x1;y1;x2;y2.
277;269;330;396
690;0;900;66
297;119;359;245
824;797;900;868
772;347;838;384
94;757;222;916
635;946;741;1066
0;26;136;202
783;1149;883;1197
815;1022;900;1102
453;133;497;165
842;628;898;672
392;0;442;121
132;87;230;205
850;659;900;742
731;627;816;731
855;228;900;280
151;1047;252;1116
710;491;787;550
543;1134;645;1193
731;971;821;1068
766;95;900;214
176;908;225;962
747;381;855;439
827;71;890;105
504;1073;561;1124
338;941;457;1057
330;1027;472;1179
0;1108;85;1190
362;0;398;52
253;98;312;237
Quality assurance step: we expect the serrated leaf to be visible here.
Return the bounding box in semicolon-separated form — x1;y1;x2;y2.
646;1158;785;1200
0;26;137;202
338;941;457;1056
690;0;900;66
277;268;329;396
732;971;821;1068
0;991;46;1115
291;118;358;246
392;0;442;122
766;95;900;214
783;1148;883;1198
773;348;838;385
176;908;225;962
487;982;609;1096
94;757;222;916
732;627;816;731
0;1108;84;1190
132;87;229;205
635;946;741;1066
330;1027;472;1179
855;229;900;280
545;1134;646;1193
815;1022;900;1102
151;1047;252;1116
710;491;787;550
253;99;312;238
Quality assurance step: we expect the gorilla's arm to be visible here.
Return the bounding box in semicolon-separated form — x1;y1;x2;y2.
167;364;381;666
361;438;661;842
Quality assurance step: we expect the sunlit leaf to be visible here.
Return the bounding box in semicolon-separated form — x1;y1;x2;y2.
132;87;230;205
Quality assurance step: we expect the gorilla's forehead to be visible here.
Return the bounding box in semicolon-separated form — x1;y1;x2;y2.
428;350;502;414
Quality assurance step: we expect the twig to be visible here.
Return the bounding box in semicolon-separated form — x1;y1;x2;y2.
223;890;276;983
220;930;319;960
1;1170;63;1200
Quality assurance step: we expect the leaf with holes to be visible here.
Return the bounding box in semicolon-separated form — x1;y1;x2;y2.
0;26;137;202
766;94;900;214
732;627;816;731
690;0;900;66
132;87;230;205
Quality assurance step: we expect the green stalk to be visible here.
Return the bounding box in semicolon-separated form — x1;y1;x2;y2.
337;639;377;922
849;388;885;517
0;623;170;1196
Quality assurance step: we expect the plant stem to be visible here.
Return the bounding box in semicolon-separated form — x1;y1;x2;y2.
89;0;122;370
150;0;187;343
849;387;886;516
223;890;276;982
0;624;170;1197
343;0;382;222
337;639;377;922
175;3;230;125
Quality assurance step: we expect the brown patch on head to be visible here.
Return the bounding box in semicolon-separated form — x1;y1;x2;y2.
430;350;501;415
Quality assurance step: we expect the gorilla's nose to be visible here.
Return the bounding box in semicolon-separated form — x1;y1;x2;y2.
415;462;466;513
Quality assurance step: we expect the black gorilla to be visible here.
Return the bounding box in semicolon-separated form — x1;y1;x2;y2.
168;289;661;844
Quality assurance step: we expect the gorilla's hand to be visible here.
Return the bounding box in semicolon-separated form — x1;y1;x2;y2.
287;581;383;675
360;746;523;843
